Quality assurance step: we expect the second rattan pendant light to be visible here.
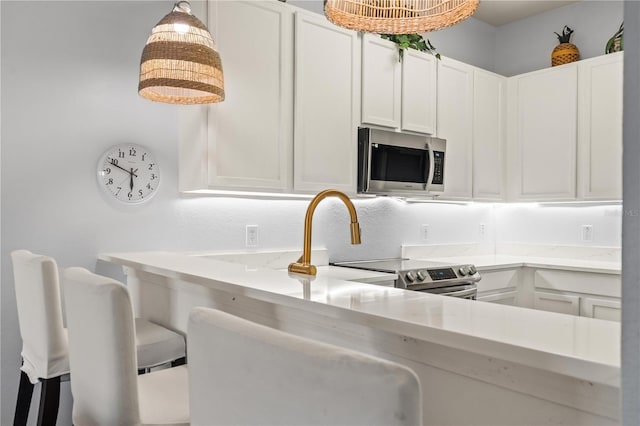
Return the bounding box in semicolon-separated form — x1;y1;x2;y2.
139;1;224;104
325;0;480;34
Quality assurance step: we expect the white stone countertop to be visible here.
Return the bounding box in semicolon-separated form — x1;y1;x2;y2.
99;251;620;388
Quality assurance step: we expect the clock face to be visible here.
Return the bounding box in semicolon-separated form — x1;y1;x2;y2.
97;144;160;203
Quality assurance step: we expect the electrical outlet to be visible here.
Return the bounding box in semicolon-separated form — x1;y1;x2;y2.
420;224;429;241
581;225;593;242
479;223;486;240
246;225;258;247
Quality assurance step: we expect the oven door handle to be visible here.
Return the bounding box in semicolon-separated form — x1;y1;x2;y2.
425;140;435;191
442;287;477;298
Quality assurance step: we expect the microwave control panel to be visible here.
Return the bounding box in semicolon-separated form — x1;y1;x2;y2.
432;151;445;185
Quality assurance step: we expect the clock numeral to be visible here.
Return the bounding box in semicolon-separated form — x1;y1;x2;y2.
138;189;144;197
115;187;122;195
129;148;137;156
150;173;157;180
142;153;147;161
107;178;113;185
118;150;125;158
104;167;111;175
109;158;118;166
146;183;152;190
128;192;133;199
148;163;155;170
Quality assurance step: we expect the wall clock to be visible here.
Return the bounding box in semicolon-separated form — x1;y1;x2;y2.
97;143;160;203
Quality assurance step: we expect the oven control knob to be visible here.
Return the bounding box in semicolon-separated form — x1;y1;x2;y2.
458;266;469;276
405;271;417;283
416;270;427;281
469;265;477;275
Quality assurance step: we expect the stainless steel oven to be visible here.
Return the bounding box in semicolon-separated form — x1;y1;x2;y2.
331;258;481;300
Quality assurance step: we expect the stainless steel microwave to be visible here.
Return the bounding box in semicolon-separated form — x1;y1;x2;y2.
357;127;446;195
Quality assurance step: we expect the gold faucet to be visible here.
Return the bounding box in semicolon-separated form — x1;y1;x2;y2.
288;189;361;276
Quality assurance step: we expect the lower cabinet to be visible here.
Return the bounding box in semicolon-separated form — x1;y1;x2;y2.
533;269;621;321
581;296;621;321
477;290;518;305
533;291;580;316
476;268;520;306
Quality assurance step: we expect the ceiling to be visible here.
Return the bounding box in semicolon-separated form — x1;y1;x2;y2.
472;1;580;27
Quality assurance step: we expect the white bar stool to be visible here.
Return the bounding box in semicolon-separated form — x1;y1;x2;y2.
187;307;423;426
63;267;189;425
10;250;186;426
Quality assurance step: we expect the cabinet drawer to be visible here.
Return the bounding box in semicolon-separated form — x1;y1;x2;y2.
534;269;620;298
533;291;580;316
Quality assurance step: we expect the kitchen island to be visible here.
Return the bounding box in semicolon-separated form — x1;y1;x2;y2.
99;251;620;426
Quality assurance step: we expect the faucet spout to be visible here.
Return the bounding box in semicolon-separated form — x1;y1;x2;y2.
288;189;361;276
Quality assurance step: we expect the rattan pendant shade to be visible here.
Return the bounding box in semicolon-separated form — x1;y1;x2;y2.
139;1;224;104
325;0;480;34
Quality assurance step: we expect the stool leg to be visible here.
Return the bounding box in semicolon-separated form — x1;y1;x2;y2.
36;376;60;426
13;370;34;426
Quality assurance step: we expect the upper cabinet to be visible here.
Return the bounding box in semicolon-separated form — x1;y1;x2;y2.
361;34;436;134
293;11;360;194
205;0;294;192
507;64;578;201
577;52;623;201
437;57;474;199
507;53;623;202
473;69;506;201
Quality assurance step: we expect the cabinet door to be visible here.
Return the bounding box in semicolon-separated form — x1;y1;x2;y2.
207;1;293;191
534;291;580;316
577;52;623;200
581;297;621;322
508;65;578;201
437;57;474;199
293;12;360;193
361;34;401;129
477;291;518;306
473;69;505;200
401;49;437;134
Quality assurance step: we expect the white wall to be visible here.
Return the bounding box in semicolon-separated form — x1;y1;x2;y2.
0;1;627;425
495;203;622;247
495;0;624;76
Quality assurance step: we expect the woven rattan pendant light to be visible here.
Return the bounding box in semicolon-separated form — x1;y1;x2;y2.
325;0;480;34
139;1;224;104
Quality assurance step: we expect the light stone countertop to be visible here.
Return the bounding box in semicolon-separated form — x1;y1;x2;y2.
99;251;621;389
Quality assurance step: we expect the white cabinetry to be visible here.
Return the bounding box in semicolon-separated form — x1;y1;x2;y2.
361;34;436;134
577;52;623;200
581;297;621;321
401;48;437;134
507;64;578;201
293;11;360;193
437;57;474;199
476;268;519;306
204;0;293;192
473;69;506;200
533;292;580;316
533;269;621;321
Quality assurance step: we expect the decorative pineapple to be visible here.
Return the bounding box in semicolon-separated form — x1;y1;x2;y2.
551;25;580;66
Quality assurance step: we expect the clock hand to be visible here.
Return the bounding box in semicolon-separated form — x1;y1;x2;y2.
129;168;134;191
109;159;138;177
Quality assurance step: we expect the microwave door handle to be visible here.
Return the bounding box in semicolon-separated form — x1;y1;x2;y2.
425;141;435;191
365;142;373;192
